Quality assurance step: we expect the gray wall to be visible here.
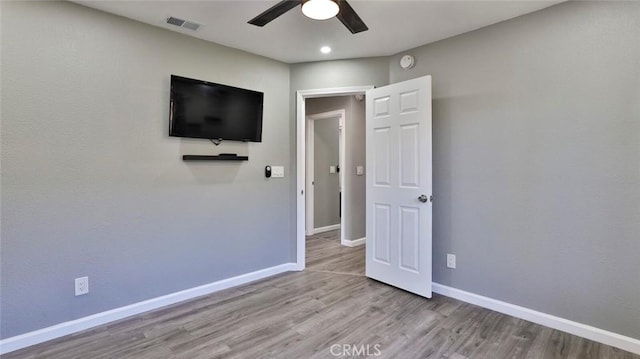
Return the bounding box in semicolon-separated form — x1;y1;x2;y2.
0;1;290;338
289;59;389;254
291;58;390;91
306;96;367;241
389;1;640;339
312;117;340;229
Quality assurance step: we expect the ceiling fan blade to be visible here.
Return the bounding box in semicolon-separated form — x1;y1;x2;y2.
336;0;368;34
248;0;301;27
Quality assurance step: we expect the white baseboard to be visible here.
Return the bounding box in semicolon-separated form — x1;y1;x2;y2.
7;268;635;356
341;237;365;247
290;263;305;271
0;263;297;355
313;224;340;234
432;283;640;355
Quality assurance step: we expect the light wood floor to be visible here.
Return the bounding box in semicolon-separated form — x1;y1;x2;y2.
3;230;638;358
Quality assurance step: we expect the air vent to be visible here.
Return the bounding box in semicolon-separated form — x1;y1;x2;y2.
182;21;201;31
166;17;185;27
166;17;201;31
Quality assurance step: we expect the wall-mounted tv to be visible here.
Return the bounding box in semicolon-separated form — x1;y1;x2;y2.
169;75;264;142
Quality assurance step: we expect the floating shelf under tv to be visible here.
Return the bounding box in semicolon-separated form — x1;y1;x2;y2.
182;154;248;161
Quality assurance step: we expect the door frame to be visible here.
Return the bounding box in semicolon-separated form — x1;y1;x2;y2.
306;109;346;240
295;86;374;270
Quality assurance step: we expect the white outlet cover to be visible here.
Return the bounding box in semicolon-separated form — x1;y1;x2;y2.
75;277;89;296
356;166;364;176
329;166;336;173
446;254;456;269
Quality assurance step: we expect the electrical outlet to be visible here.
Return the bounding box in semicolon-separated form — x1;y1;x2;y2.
75;277;89;296
446;254;456;269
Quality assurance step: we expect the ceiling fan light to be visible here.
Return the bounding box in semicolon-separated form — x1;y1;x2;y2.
301;0;340;21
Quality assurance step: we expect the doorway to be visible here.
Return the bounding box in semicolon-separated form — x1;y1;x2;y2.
295;86;373;270
296;78;432;300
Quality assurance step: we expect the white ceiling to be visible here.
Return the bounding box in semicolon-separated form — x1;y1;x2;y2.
73;0;561;64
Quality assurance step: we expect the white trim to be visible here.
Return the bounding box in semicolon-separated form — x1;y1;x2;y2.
296;86;373;271
432;283;640;355
296;91;306;270
0;263;297;355
341;237;365;247
305;117;315;236
338;115;346;245
298;87;373;98
307;109;347;122
313;224;341;234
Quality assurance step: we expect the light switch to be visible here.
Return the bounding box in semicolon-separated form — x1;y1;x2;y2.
271;166;284;178
329;166;336;174
356;166;364;176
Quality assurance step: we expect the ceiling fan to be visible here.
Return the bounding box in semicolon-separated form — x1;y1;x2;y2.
248;0;368;34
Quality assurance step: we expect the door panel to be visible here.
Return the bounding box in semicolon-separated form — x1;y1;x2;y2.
366;76;432;298
400;90;419;113
374;96;390;117
399;124;420;188
373;204;391;264
373;127;391;186
399;206;420;273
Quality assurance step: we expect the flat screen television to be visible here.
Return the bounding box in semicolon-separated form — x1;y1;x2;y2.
169;75;264;142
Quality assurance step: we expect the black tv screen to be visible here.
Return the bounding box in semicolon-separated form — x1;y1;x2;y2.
169;75;263;142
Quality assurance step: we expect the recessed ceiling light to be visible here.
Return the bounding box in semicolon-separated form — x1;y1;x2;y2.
320;46;331;54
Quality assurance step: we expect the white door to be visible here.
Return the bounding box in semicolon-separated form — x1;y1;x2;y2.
365;76;432;298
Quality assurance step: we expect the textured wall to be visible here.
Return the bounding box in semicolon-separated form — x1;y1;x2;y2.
312;117;340;229
0;1;290;338
306;96;366;241
389;1;640;339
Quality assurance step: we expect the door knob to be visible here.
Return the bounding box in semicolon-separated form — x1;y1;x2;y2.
418;194;428;203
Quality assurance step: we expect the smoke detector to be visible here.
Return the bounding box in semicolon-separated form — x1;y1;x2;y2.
165;17;201;31
400;54;415;70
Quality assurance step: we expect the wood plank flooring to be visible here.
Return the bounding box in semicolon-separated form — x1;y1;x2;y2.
306;230;365;276
3;230;638;358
